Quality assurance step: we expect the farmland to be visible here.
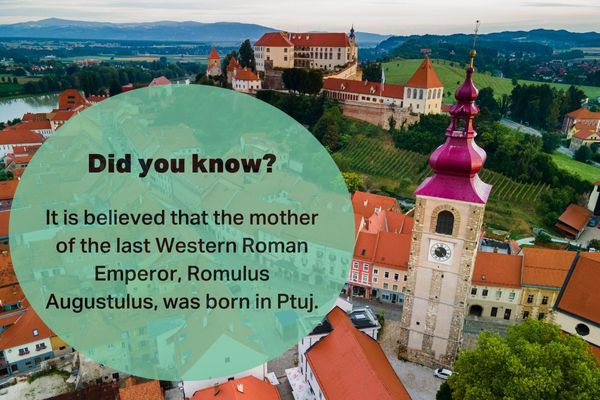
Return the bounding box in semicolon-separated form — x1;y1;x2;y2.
382;59;600;102
551;151;600;183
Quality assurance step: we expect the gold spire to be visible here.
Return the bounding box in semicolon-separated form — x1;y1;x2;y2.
469;20;481;68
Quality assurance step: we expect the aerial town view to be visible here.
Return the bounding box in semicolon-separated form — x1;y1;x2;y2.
0;1;600;399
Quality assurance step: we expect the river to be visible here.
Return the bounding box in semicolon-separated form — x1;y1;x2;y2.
0;93;60;124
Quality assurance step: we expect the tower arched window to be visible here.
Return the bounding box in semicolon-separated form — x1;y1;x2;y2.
419;89;424;100
435;211;455;235
407;88;412;98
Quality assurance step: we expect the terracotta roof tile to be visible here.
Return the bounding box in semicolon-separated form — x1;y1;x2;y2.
354;231;378;260
149;76;171;86
0;308;54;349
254;32;294;47
324;77;404;99
0;129;45;145
233;68;260;81
191;376;281;400
405;58;443;89
288;32;351;47
556;252;600;325
119;378;164;400
522;248;576;288
0;211;8;238
306;307;411;400
473;252;522;288
208;47;221;60
373;232;411;269
557;203;592;232
567;107;600;120
351;191;397;219
227;57;241;72
50;110;76;121
0;180;18;201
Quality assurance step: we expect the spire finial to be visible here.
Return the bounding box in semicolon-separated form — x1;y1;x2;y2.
469;20;480;68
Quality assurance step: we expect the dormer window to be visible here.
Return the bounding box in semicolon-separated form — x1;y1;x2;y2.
33;329;38;337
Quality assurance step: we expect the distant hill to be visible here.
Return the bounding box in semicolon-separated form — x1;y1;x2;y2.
0;18;386;46
377;29;600;52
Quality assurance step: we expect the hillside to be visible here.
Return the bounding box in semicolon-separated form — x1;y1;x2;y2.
382;58;600;101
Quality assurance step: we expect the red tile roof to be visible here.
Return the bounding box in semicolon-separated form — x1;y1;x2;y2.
385;210;413;234
354;231;378;260
208;47;221;60
556;252;600;325
473;252;522;288
21;113;48;122
191;376;281;400
351;191;398;219
233;68;260;81
405;58;443;89
86;95;107;103
149;76;171;86
522;248;576;288
0;308;54;349
0;211;9;238
58;89;88;110
0;130;44;145
8;120;51;131
50;110;76;122
557;203;592;233
254;32;294;47
323;78;405;99
0;284;24;307
566;107;600;120
0;180;18;201
288;32;351;47
227;57;241;72
0;252;16;286
573;129;599;140
373;232;411;269
119;378;164;400
306;307;411;400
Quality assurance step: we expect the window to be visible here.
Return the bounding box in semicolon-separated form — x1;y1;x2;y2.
373;268;379;275
33;329;38;337
403;275;408;281
527;294;534;304
352;261;359;269
538;313;545;320
383;283;388;289
509;292;516;301
435;211;454;235
471;287;477;295
35;343;46;351
352;272;358;281
523;311;530;319
373;277;378;283
491;307;498;317
18;347;29;355
496;291;502;300
419;89;424;99
384;272;390;279
541;296;549;305
504;309;512;320
394;273;399;281
392;284;398;291
363;263;370;271
482;289;488;297
362;275;368;282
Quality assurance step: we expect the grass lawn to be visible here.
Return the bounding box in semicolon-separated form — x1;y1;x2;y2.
382;59;600;102
551;151;600;183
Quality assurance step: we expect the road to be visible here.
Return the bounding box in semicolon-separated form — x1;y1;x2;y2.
500;118;542;137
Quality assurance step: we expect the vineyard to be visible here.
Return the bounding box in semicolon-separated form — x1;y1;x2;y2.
336;136;550;204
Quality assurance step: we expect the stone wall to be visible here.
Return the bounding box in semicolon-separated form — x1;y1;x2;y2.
340;102;420;129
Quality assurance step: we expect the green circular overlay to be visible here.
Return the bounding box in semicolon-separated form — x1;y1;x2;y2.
10;85;355;380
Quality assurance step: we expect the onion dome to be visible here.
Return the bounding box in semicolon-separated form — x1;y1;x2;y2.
414;64;492;204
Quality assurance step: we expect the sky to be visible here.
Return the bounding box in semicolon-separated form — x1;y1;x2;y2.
0;0;599;34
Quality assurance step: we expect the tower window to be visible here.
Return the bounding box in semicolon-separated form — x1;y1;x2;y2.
435;211;454;235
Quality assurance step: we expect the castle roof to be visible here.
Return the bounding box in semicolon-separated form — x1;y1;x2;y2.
405;58;443;89
323;78;404;99
208;47;220;60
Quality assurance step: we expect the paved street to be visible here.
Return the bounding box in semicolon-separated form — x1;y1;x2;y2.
500;118;542;136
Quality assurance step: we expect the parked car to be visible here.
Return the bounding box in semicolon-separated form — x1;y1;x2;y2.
434;368;453;380
589;218;598;227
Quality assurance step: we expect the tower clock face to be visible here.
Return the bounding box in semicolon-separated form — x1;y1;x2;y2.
429;241;453;263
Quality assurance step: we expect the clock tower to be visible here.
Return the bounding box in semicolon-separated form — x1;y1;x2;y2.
398;56;492;368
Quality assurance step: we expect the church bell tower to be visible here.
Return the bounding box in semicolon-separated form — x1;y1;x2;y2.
398;53;492;368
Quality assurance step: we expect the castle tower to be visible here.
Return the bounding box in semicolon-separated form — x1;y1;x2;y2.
398;57;492;368
403;58;444;115
206;47;222;77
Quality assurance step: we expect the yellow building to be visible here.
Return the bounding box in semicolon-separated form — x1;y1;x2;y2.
518;248;576;320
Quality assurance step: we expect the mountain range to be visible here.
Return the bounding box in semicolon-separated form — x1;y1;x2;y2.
0;18;389;46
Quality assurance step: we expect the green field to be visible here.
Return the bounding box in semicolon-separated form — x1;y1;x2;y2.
382;59;600;102
551;151;600;183
335;135;547;233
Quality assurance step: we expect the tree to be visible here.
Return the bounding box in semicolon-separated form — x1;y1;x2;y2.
541;132;561;153
342;172;363;192
109;79;122;97
238;39;256;71
588;239;600;249
574;145;592;163
436;382;453;400
498;94;511;117
362;63;382;82
282;68;322;95
448;319;600;400
476;87;500;121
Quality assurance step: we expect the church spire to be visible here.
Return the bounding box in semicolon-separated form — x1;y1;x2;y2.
414;46;491;204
